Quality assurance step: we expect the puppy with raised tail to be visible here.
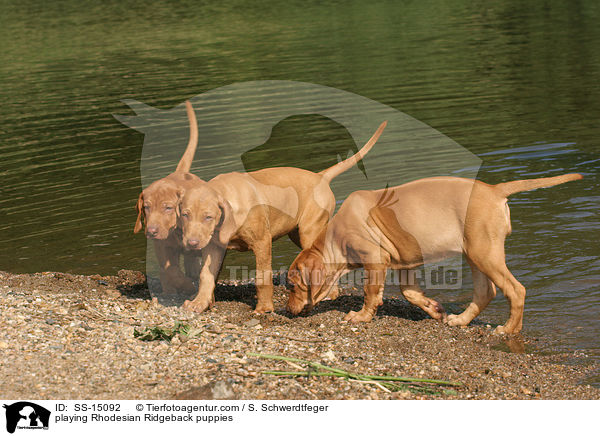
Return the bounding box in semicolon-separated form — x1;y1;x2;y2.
134;101;205;297
286;173;583;334
178;121;388;314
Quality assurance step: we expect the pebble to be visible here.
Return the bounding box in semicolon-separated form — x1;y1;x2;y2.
244;319;261;328
212;380;236;400
322;350;336;361
521;387;533;395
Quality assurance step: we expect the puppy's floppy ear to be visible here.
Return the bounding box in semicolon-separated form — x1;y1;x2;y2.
307;252;326;298
134;192;144;233
286;263;301;288
216;196;236;246
175;188;185;219
298;262;311;290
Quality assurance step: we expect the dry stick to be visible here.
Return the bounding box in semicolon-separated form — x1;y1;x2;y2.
285;361;306;371
204;328;334;343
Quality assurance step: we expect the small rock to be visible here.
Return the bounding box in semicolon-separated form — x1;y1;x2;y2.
104;289;121;298
244;319;260;328
212;380;235;399
322;350;336;361
0;341;9;349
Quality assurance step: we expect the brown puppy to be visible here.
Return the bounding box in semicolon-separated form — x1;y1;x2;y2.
179;121;388;314
286;173;583;334
134;101;205;296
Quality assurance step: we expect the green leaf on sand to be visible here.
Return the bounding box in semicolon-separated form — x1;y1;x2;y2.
133;321;191;342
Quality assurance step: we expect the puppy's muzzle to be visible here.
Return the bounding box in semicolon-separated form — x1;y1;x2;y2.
286;292;312;315
187;239;200;248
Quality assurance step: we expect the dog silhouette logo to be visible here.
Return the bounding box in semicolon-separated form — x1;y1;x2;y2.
3;402;50;433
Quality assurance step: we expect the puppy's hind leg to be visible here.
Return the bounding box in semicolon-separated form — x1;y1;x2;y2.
468;248;526;334
297;209;331;249
447;260;496;327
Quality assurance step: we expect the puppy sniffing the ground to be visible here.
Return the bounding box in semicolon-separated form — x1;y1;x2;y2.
286;173;583;334
179;121;388;314
134;101;205;296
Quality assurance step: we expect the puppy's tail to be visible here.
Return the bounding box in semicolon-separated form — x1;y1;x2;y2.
175;100;199;173
319;121;387;182
495;173;583;197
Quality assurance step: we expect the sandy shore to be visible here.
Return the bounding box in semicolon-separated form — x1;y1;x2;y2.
0;269;597;400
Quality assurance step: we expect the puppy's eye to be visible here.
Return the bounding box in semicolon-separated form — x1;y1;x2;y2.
182;212;189;219
204;216;213;221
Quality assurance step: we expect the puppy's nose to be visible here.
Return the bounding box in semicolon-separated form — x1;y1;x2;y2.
187;239;200;248
147;226;159;237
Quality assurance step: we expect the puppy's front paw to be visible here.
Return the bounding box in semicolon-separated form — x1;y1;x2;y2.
446;313;466;327
182;298;213;313
494;325;508;335
343;309;374;323
254;301;274;314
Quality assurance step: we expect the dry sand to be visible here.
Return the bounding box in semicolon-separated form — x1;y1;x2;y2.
0;270;597;400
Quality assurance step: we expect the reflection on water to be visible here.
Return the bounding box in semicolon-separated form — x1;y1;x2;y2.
492;336;527;355
1;0;599;376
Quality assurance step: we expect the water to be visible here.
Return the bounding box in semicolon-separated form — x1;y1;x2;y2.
1;1;599;373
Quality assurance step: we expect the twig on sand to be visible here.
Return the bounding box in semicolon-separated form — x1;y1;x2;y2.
349;379;392;393
205;328;333;343
249;352;462;396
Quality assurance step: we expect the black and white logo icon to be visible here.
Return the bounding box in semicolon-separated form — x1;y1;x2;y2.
3;402;50;434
